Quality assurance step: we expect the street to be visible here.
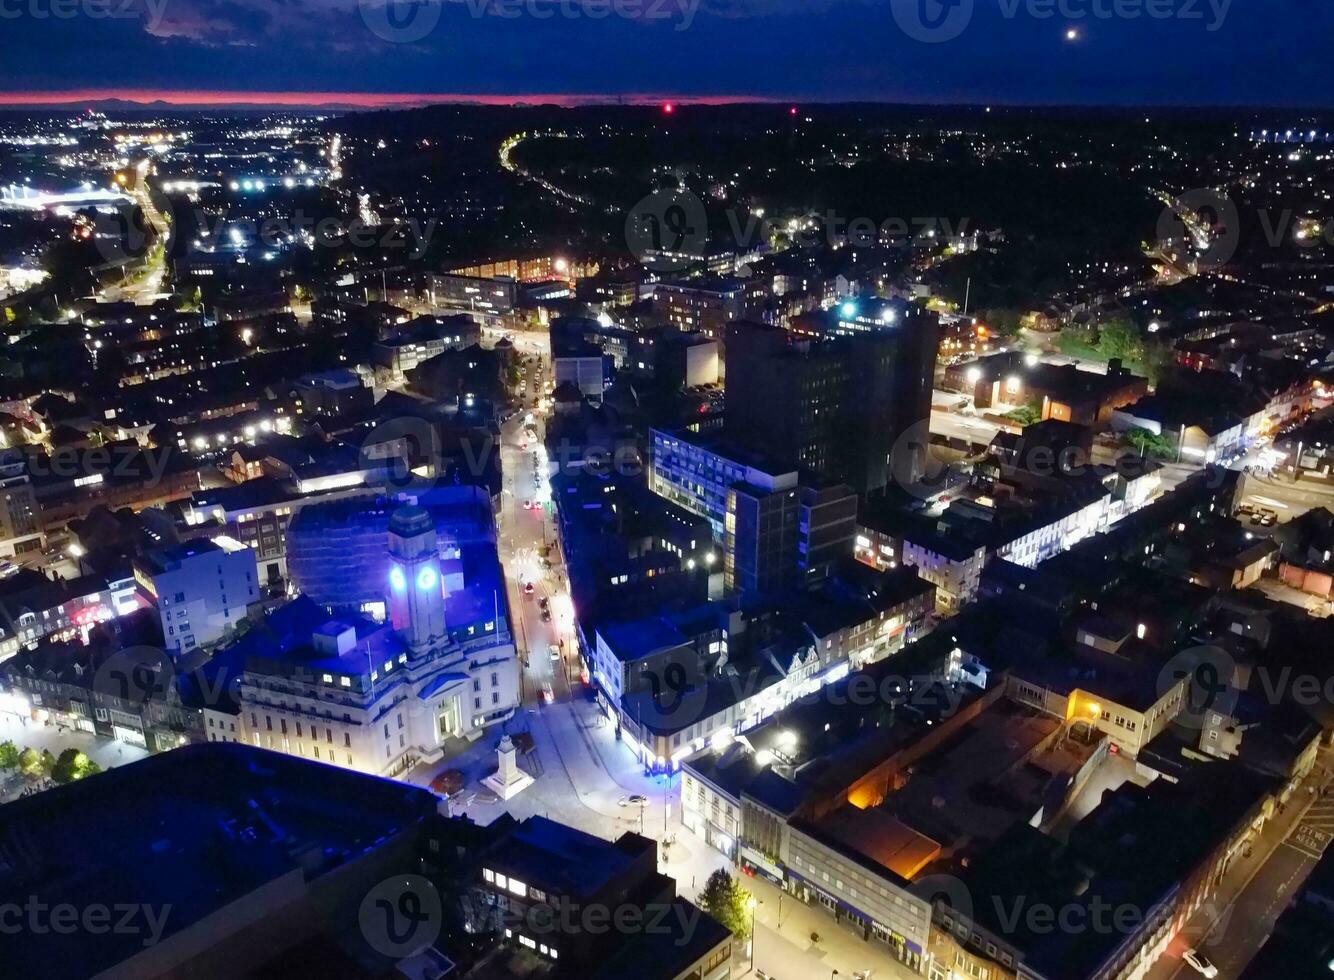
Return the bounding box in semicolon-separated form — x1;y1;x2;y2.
96;159;170;306
1237;470;1334;521
1147;751;1333;980
392;336;915;979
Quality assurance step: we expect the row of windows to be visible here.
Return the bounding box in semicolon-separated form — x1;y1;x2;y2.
253;712;354;747
482;868;546;903
789;848;922;914
253;732;354;767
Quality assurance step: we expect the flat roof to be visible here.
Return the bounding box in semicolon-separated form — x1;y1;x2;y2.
651;426;797;482
0;743;438;980
599;617;689;663
483;816;653;898
815;805;942;880
883;699;1063;848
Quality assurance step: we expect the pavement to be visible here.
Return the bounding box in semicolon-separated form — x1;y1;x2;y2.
0;711;151;802
1146;748;1334;980
744;872;922;980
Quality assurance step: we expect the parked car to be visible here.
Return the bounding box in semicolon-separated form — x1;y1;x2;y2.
1183;949;1218;978
429;769;465;797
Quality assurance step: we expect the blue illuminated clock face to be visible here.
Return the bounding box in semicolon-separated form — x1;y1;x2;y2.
389;566;407;592
417;566;438;591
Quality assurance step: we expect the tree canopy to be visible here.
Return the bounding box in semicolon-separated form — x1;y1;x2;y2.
697;869;752;940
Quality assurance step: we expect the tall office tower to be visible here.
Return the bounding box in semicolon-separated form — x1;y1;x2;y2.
724;307;939;495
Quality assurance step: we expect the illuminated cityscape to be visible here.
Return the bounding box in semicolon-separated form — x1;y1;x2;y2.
1;5;1334;980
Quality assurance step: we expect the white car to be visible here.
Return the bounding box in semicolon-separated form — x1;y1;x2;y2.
1183;949;1218;978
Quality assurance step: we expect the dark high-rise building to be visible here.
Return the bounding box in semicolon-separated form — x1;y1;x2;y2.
724;305;939;495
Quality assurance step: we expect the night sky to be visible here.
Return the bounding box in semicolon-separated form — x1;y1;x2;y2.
0;0;1330;107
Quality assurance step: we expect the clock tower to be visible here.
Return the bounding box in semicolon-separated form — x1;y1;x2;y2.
386;505;447;652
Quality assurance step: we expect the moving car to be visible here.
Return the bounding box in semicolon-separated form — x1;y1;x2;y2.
618;794;648;807
549;644;561;661
1183;949;1218;978
540;683;554;704
523;582;535;596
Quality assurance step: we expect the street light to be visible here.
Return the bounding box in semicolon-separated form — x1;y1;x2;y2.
747;896;758;971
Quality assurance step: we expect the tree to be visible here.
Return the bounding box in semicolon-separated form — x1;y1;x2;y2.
1095;316;1142;363
1004;401;1044;427
1123;427;1176;458
1139;339;1175;387
0;741;19;770
698;869;752;940
1063;322;1097;347
981;307;1022;338
17;747;46;780
52;748;101;784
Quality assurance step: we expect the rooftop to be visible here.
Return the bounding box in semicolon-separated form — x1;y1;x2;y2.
482;816;655;899
0;743;438;980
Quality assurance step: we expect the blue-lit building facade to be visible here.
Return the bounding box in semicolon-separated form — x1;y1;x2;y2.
234;502;520;777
